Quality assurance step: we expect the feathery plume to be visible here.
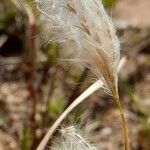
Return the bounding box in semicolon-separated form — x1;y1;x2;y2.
36;0;120;95
51;126;98;150
36;0;129;150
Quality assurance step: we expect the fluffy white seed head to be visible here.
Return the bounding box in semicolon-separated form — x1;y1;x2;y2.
51;126;98;150
36;0;120;96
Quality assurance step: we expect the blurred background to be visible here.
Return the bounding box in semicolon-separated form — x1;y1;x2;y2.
0;0;149;149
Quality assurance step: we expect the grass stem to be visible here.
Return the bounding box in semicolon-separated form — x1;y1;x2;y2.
114;93;129;150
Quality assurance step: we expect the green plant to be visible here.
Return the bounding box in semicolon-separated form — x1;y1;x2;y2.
102;0;117;7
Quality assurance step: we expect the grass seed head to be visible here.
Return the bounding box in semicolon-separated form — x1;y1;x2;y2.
36;0;120;96
51;126;98;150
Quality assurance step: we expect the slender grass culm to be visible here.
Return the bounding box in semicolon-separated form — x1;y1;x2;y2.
36;0;129;150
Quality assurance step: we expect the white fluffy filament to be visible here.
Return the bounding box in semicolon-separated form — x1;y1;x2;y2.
36;0;120;95
36;1;130;150
51;126;98;150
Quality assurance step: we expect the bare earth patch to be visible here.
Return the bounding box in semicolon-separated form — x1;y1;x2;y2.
113;0;150;27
